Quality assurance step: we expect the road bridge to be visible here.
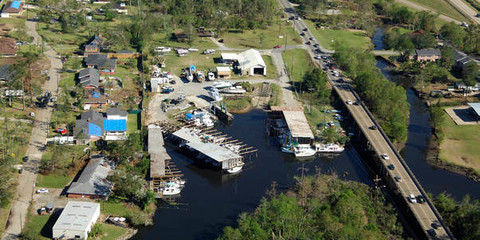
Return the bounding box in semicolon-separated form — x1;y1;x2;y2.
277;0;455;239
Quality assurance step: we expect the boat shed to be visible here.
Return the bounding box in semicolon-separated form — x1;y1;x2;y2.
52;201;100;240
172;128;244;170
270;106;314;144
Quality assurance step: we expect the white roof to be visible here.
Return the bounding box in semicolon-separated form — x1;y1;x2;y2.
221;53;239;60
282;110;314;139
468;103;480;116
238;49;266;70
52;201;100;231
186;142;241;162
148;125;169;177
216;66;231;72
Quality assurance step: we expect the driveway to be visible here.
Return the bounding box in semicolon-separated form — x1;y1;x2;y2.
2;20;62;240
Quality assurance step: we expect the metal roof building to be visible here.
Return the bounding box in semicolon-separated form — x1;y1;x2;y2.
270;106;314;144
237;49;266;76
52;201;100;240
66;157;113;199
468;103;480;119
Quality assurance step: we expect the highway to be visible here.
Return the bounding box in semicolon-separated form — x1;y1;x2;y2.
277;0;454;239
446;0;480;24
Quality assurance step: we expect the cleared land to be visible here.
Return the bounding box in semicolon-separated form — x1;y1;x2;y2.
304;21;372;50
36;174;72;189
282;49;314;82
439;111;480;174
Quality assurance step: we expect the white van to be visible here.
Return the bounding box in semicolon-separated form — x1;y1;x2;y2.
408;194;417;203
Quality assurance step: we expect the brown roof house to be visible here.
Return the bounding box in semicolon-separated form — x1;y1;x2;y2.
409;49;441;62
0;37;17;57
1;1;24;18
84;35;105;56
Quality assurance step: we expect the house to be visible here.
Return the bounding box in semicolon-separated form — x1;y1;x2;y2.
74;108;128;143
52;201;100;240
454;81;480;91
173;31;189;42
85;54;117;75
454;50;480;71
84;35;104;56
220;53;239;65
0;37;17;56
410;49;441;62
67;156;113;199
235;49;266;76
197;27;215;37
0;65;15;82
84;91;107;109
216;66;231;79
78;68;100;88
1;1;24;18
113;2;128;14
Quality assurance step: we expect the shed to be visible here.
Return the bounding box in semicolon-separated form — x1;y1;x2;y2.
52;201;100;240
216;66;231;79
236;49;266;76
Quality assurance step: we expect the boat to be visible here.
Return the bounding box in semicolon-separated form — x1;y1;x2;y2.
162;181;183;196
212;81;232;89
196;71;205;82
208;87;223;102
315;143;344;153
294;144;316;157
220;86;246;94
281;145;295;154
226;162;244;174
207;72;215;81
186;73;194;82
202;116;214;127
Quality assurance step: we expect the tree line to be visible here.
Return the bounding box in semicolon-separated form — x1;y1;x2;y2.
333;43;409;143
218;173;403;239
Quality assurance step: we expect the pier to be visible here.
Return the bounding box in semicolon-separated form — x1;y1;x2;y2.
268;106;315;146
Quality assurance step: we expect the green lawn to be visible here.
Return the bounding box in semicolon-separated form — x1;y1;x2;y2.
163;51;220;77
304;104;334;131
98;223;128;240
304;20;372;51
408;0;469;22
221;20;301;49
101;201;130;216
439;111;480;174
282;49;314;82
127;113;139;134
224;97;252;112
36;174;72;189
263;55;278;79
22;213;53;240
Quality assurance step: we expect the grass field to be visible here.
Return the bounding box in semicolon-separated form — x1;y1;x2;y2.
163;52;220;77
221;21;301;49
224;97;252;112
22;213;53;239
98;223;128;240
127;113;139;134
304;21;372;50
36;174;72;189
101;201;130;216
408;0;469;22
439;111;480;174
282;49;314;82
304;104;334;131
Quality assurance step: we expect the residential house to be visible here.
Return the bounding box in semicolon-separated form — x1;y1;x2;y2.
52;201;100;240
235;49;266;76
454;81;480;91
85;54;117;75
454;50;480;71
216;67;231;79
74;108;128;143
93;0;110;3
197;27;215;37
84;35;104;56
84;90;107;109
410;49;441;62
66;156;113;199
1;1;24;18
0;37;17;56
78;68;100;88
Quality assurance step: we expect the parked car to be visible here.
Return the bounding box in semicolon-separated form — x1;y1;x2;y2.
346;100;353;105
408;194;417;203
23;156;29;162
431;220;441;229
416;195;426;203
381;153;389;160
305;41;311;45
313;44;319;48
387;164;395;170
394;176;402;182
302;28;307;31
18;168;23;174
36;188;49;194
300;32;305;36
162;86;174;94
274;45;282;49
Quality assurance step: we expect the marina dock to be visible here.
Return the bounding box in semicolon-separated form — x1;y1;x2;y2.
268;106;315;145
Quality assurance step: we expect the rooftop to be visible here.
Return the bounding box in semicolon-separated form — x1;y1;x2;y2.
275;108;314;139
216;66;231;72
67;157;113;197
85;54;117;69
3;1;23;13
106;108;128;117
0;37;16;56
415;48;441;57
78;68;100;87
238;49;266;69
221;53;239;60
148;125;170;178
52;201;100;231
468;103;480;116
103;119;126;131
0;65;14;81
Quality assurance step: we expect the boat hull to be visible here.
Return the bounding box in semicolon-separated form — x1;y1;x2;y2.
226;166;243;174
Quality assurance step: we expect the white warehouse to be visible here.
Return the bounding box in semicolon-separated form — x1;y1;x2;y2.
52;201;100;240
236;49;266;76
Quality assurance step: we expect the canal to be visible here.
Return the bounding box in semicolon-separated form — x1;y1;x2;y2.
373;27;480;200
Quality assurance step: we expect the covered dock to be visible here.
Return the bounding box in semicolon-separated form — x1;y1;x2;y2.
270;106;314;144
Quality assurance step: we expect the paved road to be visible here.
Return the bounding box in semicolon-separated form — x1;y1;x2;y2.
2;20;62;240
395;0;462;24
446;0;480;24
278;0;453;239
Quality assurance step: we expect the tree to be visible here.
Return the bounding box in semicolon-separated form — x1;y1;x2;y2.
440;47;455;70
89;224;103;238
430;103;445;138
440;22;465;47
463;61;479;87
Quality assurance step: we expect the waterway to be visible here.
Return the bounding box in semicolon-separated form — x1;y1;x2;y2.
133;110;372;239
373;27;480;200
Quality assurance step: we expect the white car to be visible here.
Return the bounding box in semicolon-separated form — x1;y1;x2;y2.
381;154;389;160
36;188;48;194
408;194;417;203
346;100;353;105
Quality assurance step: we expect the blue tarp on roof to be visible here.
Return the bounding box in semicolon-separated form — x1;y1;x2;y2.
88;123;102;136
103;119;126;132
11;1;21;9
92;91;101;98
185;113;193;120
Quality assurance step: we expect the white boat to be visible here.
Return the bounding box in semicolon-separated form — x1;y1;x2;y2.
220;86;246;94
315;143;344;153
294;144;316;157
212;81;232;89
208;72;215;81
226;162;244;174
186;73;194;82
162;181;183;196
154;46;171;53
208;87;223;102
202;117;214;127
281;146;295;154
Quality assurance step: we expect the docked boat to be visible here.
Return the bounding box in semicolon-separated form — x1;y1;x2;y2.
294;144;316;157
281;145;295;154
220;86;246;94
202;116;214;127
315;143;344;153
162;181;183;196
208;87;223;102
226;162;244;174
212;81;232;89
